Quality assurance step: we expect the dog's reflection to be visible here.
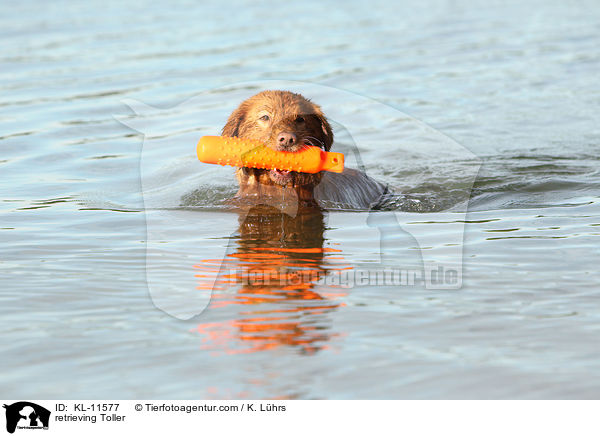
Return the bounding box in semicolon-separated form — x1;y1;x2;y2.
195;205;348;355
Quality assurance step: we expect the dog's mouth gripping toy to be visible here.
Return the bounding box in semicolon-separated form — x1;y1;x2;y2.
197;136;344;174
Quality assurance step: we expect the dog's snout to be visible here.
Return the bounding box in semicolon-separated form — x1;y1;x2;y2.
277;132;297;148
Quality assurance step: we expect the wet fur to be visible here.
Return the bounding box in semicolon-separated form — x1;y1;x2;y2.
223;90;387;208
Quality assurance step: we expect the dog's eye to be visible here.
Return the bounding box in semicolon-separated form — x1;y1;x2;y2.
295;116;305;123
259;115;270;122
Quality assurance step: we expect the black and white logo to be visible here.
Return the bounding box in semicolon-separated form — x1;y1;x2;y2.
3;402;50;434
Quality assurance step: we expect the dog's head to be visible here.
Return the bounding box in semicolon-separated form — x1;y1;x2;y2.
222;90;333;199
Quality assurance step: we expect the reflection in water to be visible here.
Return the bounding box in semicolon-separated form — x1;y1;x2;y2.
194;206;350;355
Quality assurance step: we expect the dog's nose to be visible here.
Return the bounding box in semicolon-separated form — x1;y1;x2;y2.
277;132;297;148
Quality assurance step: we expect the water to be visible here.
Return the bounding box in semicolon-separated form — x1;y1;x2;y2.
1;0;599;399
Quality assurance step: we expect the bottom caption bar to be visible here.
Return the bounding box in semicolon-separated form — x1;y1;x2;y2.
0;400;598;435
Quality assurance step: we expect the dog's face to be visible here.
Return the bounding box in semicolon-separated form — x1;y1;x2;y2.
222;90;333;199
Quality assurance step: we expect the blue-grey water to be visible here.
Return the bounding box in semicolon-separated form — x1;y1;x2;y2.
1;0;599;399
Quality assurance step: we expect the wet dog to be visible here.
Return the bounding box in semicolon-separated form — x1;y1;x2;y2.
222;90;387;208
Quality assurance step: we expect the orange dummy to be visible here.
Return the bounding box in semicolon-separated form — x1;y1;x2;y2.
197;136;344;173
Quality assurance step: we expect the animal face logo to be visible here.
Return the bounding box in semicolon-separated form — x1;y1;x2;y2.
3;402;50;434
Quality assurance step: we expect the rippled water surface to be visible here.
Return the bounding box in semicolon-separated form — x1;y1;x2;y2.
1;0;599;399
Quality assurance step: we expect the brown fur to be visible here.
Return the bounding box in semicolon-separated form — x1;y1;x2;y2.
222;90;333;205
223;90;388;209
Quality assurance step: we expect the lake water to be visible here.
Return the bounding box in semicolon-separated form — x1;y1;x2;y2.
1;0;599;399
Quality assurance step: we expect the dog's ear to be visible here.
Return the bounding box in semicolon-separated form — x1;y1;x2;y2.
318;114;333;151
221;103;247;137
313;107;333;151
